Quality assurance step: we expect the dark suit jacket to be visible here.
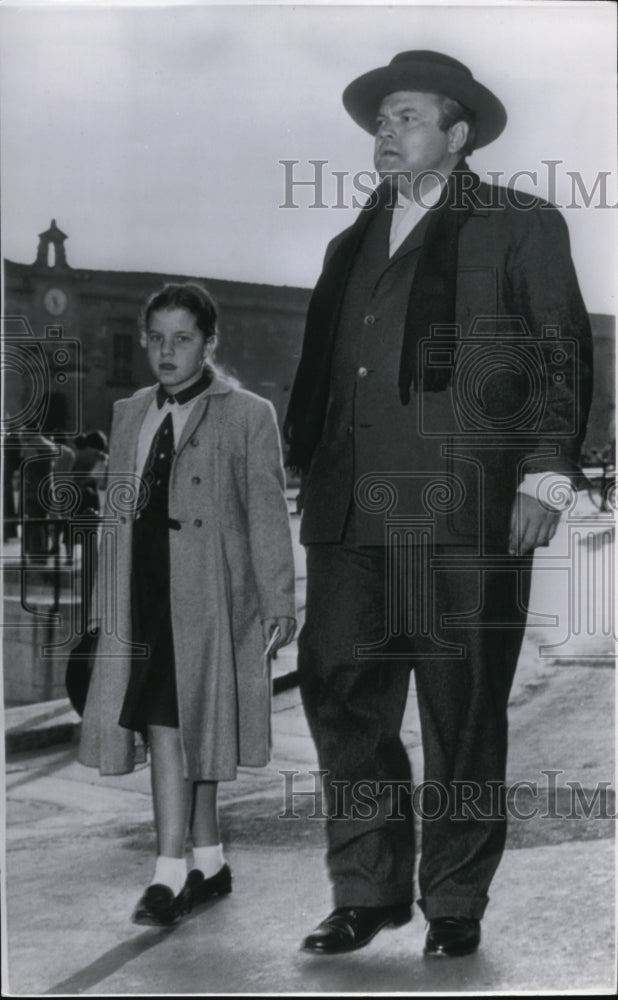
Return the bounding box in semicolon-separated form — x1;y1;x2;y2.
287;181;593;548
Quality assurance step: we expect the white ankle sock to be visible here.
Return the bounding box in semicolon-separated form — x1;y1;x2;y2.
152;856;187;895
193;844;225;879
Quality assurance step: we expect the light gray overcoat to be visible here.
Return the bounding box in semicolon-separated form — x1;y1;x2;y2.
78;376;295;780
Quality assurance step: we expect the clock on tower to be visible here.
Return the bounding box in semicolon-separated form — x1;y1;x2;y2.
43;287;68;316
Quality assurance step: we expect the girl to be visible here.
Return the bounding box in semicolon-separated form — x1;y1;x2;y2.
78;282;296;926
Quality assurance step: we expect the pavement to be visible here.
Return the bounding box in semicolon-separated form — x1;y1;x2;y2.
2;491;616;995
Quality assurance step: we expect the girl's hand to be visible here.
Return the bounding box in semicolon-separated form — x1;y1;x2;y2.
261;616;296;657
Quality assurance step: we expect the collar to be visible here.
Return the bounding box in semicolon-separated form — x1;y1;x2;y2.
156;366;213;409
392;173;446;213
393;160;490;217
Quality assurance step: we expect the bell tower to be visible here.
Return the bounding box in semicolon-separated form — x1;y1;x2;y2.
35;219;69;269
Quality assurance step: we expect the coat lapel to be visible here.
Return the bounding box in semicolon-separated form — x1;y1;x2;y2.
283;180;395;470
174;375;233;460
175;395;210;458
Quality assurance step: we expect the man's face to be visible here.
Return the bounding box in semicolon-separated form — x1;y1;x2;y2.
373;91;455;187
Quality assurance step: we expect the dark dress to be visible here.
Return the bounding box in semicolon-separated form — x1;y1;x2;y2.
119;412;179;733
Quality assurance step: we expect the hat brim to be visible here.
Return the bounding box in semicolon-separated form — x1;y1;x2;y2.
342;63;507;149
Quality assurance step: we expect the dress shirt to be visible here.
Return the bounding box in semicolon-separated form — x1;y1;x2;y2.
388;177;444;256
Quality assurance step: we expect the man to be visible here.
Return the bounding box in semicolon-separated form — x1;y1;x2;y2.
284;51;592;958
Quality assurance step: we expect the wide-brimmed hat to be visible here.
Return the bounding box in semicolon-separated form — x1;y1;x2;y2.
343;50;507;149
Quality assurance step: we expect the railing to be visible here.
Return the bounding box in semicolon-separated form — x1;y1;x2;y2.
3;514;99;616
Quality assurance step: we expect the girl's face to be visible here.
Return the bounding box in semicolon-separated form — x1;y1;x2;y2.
140;307;211;394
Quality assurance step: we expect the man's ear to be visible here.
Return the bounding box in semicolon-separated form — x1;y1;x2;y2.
448;120;469;154
139;331;148;349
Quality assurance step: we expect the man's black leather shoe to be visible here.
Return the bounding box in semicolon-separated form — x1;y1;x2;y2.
302;904;412;954
424;917;481;957
177;864;232;913
131;884;181;926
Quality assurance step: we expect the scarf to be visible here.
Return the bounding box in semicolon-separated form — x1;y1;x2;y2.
284;161;478;472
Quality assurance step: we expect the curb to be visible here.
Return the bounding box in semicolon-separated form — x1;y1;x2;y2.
5;673;300;757
6;722;80;756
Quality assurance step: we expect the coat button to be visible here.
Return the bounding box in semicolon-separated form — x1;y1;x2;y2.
364;314;376;325
191;437;199;447
194;518;202;527
192;476;201;484
357;366;368;378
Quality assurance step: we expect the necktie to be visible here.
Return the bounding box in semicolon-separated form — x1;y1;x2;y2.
137;413;175;518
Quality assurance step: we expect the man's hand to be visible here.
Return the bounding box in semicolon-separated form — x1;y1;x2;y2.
261;616;297;657
508;492;561;556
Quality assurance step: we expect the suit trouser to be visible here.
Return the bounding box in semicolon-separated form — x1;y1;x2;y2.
298;533;533;920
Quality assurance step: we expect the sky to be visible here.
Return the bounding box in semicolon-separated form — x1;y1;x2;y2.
1;0;616;314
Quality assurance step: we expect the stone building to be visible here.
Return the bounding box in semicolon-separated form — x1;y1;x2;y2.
3;221;311;441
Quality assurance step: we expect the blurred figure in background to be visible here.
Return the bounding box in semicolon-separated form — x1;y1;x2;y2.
18;431;56;564
49;434;76;562
2;421;20;542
